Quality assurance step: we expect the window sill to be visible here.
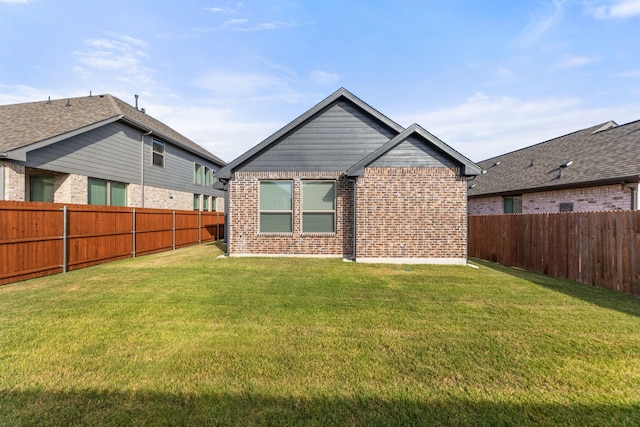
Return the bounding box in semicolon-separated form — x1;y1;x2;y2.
258;232;294;236
301;233;337;237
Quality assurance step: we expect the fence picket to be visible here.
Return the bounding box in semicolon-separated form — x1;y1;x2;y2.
0;201;224;286
469;211;640;297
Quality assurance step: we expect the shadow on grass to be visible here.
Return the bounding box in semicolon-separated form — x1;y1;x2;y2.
205;239;227;254
472;258;640;318
1;388;638;426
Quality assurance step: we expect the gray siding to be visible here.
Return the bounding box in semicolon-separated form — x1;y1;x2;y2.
23;121;222;197
239;100;398;172
370;136;458;168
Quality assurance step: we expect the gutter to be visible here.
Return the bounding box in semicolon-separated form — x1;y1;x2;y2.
0;153;8;158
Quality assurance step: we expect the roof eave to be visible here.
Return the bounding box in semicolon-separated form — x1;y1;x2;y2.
215;88;405;179
119;116;226;167
345;123;481;177
3;115;122;161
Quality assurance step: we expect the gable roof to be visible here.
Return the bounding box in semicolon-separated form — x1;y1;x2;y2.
215;88;405;180
0;94;225;166
346;123;481;177
468;119;640;197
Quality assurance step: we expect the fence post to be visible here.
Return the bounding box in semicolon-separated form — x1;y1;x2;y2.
198;211;202;244
172;210;176;250
62;205;68;273
132;209;136;258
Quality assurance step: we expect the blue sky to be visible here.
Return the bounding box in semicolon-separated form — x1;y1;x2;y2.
1;0;639;163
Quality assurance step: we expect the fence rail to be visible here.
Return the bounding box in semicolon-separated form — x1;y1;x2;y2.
468;211;640;297
0;201;224;286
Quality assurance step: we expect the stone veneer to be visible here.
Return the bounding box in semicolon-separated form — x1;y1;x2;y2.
468;183;636;215
355;167;467;263
228;167;469;263
228;171;353;256
2;161;25;201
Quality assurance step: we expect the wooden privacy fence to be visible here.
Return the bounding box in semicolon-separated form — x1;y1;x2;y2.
468;211;640;297
0;201;224;286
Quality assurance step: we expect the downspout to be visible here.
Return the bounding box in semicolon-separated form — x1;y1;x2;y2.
348;177;358;260
140;130;152;207
622;180;638;211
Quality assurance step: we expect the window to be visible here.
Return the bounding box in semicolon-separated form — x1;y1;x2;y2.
559;202;574;212
205;167;211;186
152;139;165;167
194;163;203;184
212;197;217;212
302;181;336;233
203;195;209;211
260;181;292;233
88;178;127;206
194;194;200;211
29;174;54;202
503;196;522;214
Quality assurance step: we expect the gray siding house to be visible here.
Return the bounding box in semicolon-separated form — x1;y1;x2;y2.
0;94;225;211
215;88;481;263
468;120;640;214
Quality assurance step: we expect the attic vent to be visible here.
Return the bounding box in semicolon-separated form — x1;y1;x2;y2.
592;121;618;134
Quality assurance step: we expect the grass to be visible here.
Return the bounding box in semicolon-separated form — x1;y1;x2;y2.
1;243;639;426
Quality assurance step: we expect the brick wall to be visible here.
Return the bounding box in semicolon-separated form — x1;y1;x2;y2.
227;167;468;263
2;161;25;201
54;173;88;204
228;171;353;256
469;183;636;215
355;167;467;263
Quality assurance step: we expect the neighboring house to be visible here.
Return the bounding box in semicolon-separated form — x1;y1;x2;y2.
214;88;481;264
0;94;225;211
468;120;640;215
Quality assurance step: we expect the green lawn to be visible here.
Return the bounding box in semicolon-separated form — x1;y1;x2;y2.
1;243;639;426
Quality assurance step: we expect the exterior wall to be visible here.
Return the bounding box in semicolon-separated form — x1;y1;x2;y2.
237;101;398;173
54;173;88;204
228;171;353;256
469;183;636;215
3;161;25;201
468;196;503;215
21;122;223;199
3;162;225;210
356;167;467;263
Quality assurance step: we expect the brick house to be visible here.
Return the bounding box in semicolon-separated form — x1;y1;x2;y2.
215;88;481;264
468;120;640;214
0;94;225;211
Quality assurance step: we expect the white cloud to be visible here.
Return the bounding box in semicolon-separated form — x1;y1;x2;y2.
194;71;287;97
309;70;340;86
554;55;599;68
0;0;29;3
74;36;154;83
395;92;640;162
591;0;640;18
145;101;282;162
512;0;568;48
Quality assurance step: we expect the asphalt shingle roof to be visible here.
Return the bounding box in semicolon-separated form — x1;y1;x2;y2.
0;94;225;166
468;120;640;197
